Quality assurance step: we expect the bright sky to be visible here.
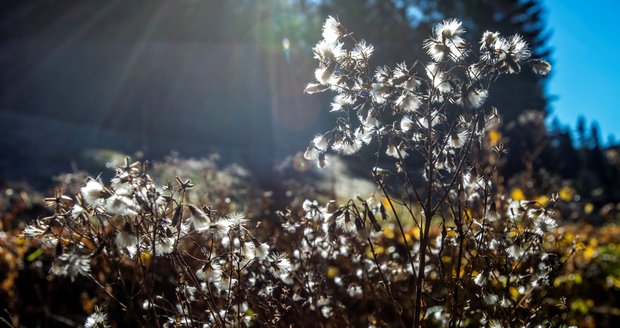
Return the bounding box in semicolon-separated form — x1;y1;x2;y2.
545;0;620;143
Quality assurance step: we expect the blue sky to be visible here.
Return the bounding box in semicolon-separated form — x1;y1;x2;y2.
545;0;620;143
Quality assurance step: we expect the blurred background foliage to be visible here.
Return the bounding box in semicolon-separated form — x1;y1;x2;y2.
1;0;619;206
1;0;620;326
0;0;620;207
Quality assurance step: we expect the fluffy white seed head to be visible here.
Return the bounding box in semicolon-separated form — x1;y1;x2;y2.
322;16;344;43
81;180;105;206
434;19;465;41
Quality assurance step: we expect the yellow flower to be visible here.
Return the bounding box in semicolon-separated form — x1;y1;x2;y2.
584;203;594;215
558;186;574;202
509;286;520;300
535;195;549;206
511;188;525;201
583;245;597;262
327;266;339;279
383;227;395;239
140;252;152;267
381;197;393;212
488;129;502;145
365;245;385;258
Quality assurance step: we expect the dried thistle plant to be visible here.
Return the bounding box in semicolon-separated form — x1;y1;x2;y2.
298;16;569;327
22;158;290;327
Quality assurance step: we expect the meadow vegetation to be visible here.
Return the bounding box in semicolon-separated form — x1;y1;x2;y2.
0;16;619;328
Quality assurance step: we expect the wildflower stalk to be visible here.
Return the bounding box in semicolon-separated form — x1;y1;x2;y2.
372;172;417;281
367;235;406;328
413;98;435;327
87;273;128;312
